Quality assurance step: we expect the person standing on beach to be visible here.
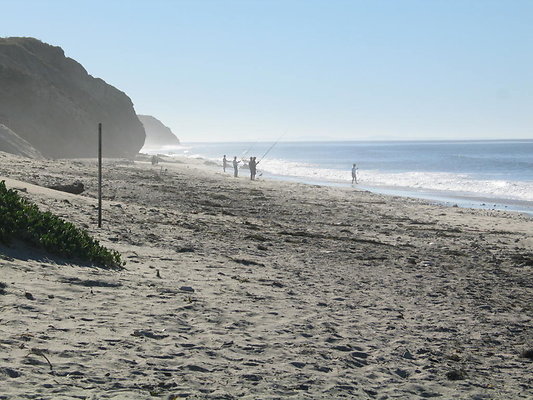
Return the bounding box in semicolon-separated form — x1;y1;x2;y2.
222;155;227;172
249;156;257;180
233;156;240;177
351;163;358;184
252;156;258;180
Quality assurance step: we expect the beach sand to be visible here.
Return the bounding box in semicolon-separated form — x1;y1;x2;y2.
0;151;532;399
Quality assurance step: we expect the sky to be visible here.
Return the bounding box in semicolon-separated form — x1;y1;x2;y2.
2;0;533;142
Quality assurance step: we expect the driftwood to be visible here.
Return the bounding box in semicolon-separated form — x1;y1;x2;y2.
47;181;84;194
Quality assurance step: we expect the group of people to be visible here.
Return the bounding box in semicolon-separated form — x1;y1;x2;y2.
222;155;358;184
222;155;258;180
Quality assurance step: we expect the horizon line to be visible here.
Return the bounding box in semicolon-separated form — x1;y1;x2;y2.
178;137;533;144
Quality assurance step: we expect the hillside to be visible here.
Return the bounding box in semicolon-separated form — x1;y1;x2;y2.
0;37;145;158
138;114;180;149
0;124;43;158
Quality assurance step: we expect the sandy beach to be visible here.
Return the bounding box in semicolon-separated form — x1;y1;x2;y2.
0;151;532;399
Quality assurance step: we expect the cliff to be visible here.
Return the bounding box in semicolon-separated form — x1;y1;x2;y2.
138;115;180;149
0;124;43;159
0;37;145;158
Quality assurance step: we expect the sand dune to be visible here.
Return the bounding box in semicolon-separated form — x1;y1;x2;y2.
0;151;532;399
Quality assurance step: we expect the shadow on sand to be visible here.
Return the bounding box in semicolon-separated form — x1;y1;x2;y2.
0;241;96;268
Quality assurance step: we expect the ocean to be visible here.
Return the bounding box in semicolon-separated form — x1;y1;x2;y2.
143;140;533;214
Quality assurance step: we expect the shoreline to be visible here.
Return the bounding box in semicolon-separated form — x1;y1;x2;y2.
180;154;533;217
143;146;533;217
259;172;533;216
1;151;532;399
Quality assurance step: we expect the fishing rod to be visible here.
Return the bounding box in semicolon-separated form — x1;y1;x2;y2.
257;131;287;165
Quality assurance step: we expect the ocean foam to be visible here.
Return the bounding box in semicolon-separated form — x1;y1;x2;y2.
143;146;533;203
258;158;533;202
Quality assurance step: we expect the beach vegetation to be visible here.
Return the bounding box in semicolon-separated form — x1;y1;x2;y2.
0;180;123;268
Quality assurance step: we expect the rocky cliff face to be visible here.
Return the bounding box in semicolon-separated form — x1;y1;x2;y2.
0;37;145;158
0;124;43;159
138;115;180;149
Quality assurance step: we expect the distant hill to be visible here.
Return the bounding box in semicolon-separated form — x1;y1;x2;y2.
138;115;180;148
0;124;43;158
0;37;145;158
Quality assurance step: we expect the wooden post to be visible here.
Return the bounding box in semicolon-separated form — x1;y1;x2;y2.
98;123;102;228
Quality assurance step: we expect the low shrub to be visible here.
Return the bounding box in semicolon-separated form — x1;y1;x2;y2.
0;180;123;269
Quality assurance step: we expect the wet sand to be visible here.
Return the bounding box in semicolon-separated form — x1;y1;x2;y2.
0;151;532;399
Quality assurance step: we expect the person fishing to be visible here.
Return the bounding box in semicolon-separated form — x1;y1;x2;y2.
253;157;258;180
232;156;240;177
222;155;227;172
249;156;257;180
351;163;358;184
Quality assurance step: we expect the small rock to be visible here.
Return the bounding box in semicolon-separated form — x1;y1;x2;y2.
333;345;352;352
132;330;169;340
242;374;262;381
176;246;195;253
395;368;409;378
347;358;367;368
290;362;306;369
186;365;210;373
336;384;355;391
447;353;461;362
25;292;35;300
446;369;467;380
179;286;195;292
521;349;533;360
1;367;21;378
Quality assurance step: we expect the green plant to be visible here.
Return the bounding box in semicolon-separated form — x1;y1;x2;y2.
0;180;123;269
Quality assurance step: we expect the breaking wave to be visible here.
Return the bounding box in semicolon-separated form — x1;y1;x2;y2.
258;158;533;202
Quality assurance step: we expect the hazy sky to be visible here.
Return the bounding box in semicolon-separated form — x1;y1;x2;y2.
3;0;532;142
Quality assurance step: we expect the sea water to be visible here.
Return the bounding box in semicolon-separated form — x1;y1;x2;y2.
143;140;533;214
